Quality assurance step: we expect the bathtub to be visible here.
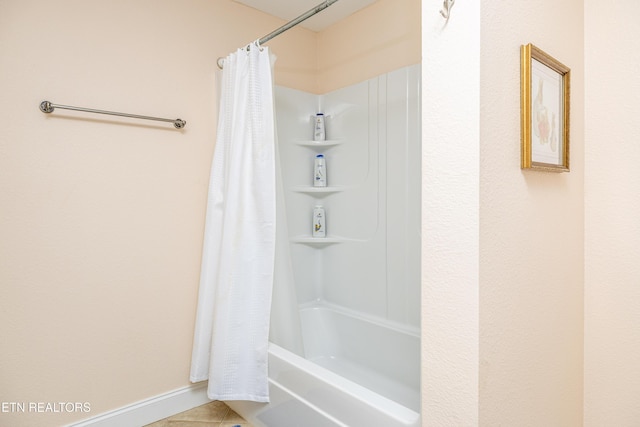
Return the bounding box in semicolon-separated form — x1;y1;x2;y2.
227;303;420;427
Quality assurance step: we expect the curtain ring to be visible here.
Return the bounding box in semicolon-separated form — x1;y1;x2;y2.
243;40;264;53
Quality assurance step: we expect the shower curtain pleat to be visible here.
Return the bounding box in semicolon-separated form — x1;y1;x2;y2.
190;43;276;403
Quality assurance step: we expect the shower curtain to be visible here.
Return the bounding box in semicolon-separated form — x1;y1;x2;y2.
190;42;276;402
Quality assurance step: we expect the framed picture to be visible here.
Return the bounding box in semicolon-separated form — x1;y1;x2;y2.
521;43;571;172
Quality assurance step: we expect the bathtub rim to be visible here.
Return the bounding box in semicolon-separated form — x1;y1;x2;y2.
266;341;421;424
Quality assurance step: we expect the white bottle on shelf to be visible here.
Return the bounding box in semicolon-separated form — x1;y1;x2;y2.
313;113;326;141
313;154;327;187
312;205;326;238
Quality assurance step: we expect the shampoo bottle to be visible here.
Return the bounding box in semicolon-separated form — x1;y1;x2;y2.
312;205;326;238
313;113;325;141
314;154;327;187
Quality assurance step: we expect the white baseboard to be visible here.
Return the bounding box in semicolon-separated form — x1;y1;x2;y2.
67;382;211;427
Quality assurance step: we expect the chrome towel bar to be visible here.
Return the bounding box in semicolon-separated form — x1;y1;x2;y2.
39;100;186;129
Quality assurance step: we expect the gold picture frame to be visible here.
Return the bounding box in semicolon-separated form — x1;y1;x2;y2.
521;43;571;172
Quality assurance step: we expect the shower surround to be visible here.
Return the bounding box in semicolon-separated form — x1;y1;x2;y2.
228;64;421;426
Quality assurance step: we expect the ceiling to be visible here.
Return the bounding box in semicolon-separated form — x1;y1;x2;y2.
233;0;379;32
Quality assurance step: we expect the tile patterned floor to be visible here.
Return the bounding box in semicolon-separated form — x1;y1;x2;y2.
144;401;252;427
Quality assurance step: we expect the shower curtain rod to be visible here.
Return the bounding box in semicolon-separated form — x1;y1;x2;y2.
218;0;340;69
258;0;340;45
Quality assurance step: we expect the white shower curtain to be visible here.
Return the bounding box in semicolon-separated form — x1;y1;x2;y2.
190;42;276;403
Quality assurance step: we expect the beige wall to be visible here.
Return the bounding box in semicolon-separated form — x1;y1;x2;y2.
0;1;420;426
0;1;316;426
423;1;585;425
421;2;480;425
317;0;421;93
480;1;584;426
425;0;640;425
584;2;640;425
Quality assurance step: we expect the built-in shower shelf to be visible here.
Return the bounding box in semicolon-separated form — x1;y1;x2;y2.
296;139;344;148
291;236;353;246
291;185;346;195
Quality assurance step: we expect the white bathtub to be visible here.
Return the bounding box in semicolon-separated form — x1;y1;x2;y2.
227;304;420;427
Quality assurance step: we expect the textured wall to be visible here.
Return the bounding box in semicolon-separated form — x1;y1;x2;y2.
479;1;584;426
423;0;585;424
421;2;480;425
584;2;640;425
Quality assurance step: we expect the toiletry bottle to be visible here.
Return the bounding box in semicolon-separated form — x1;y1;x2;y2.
314;154;327;187
313;113;325;141
312;205;326;238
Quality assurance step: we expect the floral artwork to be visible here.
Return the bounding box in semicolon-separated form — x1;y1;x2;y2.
521;43;570;172
531;58;563;165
